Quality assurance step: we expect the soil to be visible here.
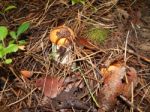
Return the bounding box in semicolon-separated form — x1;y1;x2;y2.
0;0;150;112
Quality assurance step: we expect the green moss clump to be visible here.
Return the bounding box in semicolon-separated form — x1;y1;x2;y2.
87;28;109;44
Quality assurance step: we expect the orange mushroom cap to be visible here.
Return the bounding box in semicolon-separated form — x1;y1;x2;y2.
49;26;75;46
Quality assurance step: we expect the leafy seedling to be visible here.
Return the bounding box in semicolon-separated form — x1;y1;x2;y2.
10;22;30;41
0;26;8;41
0;22;30;64
4;5;17;13
0;5;16;15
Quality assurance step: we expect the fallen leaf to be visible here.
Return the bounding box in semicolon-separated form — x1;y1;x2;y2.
18;45;26;50
20;70;32;78
35;76;64;98
76;37;99;50
98;63;138;111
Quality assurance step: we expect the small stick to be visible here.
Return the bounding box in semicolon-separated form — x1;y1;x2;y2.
124;31;130;84
131;82;134;112
9;66;22;82
121;47;150;63
0;77;8;101
119;95;143;112
7;88;37;107
79;69;100;108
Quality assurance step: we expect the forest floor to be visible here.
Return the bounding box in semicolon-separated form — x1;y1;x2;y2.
0;0;150;112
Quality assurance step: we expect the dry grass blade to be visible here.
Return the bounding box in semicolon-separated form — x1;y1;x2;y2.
79;69;100;107
119;95;143;112
7;88;37;107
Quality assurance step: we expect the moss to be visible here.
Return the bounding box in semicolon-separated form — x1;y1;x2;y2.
87;28;109;44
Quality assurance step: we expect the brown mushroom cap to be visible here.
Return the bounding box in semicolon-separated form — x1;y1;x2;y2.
49;26;75;46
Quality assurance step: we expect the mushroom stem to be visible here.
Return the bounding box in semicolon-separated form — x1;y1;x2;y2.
51;43;73;65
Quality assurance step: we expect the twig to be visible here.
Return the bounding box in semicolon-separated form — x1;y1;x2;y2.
35;0;56;26
7;88;37;107
119;95;143;112
121;47;150;63
131;82;134;112
131;22;138;40
79;13;115;28
0;77;8;101
124;31;130;84
79;69;100;107
124;31;130;65
138;86;150;106
9;66;22;82
72;50;104;63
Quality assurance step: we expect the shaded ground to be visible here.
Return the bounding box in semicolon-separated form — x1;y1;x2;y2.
0;0;150;112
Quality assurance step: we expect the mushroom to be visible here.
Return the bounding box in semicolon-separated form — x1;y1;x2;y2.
49;25;75;64
49;25;75;47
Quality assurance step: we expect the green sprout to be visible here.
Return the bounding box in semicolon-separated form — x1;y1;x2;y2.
0;5;17;15
0;22;30;64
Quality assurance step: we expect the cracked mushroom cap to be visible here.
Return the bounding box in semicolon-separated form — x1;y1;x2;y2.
49;26;75;46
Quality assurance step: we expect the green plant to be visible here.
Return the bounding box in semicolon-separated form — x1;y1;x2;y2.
0;22;30;64
71;0;85;5
0;5;16;15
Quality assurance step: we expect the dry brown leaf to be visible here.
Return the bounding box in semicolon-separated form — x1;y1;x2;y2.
35;76;64;98
76;38;99;50
98;63;138;112
18;46;26;50
20;70;32;78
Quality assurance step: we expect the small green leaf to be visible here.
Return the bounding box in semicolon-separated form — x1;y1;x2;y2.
0;26;8;41
80;0;85;5
71;0;85;5
18;40;26;45
71;0;76;5
5;44;18;54
4;5;16;12
0;11;4;15
0;44;5;58
9;40;15;44
0;52;3;58
4;58;12;64
10;31;17;40
0;52;4;58
0;43;3;49
17;22;30;37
